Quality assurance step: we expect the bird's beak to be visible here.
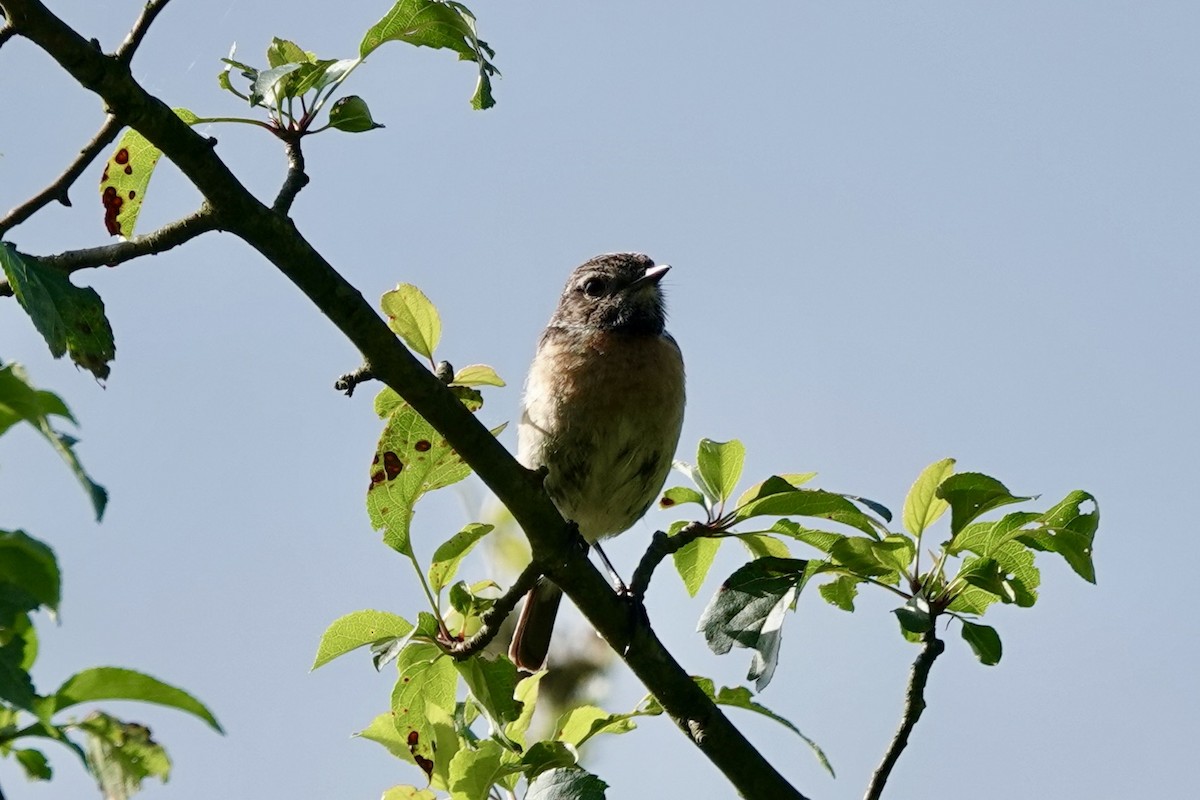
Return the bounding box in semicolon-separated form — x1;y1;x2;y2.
629;264;671;291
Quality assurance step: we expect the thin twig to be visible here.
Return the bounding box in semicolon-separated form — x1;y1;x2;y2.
863;628;946;800
115;0;171;64
0;205;220;297
446;562;542;660
0;115;123;238
272;136;309;214
629;521;710;599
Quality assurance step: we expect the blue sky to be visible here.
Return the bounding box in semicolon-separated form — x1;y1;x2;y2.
2;2;1197;798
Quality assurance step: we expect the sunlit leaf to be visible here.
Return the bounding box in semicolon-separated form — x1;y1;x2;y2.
696;438;745;503
312;610;414;669
99;108;199;238
903;458;955;536
52;667;222;732
79;712;171;798
381;283;442;360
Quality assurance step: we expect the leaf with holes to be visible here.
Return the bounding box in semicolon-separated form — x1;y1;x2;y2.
1015;491;1099;584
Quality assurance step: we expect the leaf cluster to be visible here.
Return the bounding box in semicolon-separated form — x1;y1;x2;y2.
0;363;221;796
663;445;1099;682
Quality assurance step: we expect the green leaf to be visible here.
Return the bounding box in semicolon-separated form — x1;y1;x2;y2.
0;638;37;712
697;557;812;690
732;487;883;538
0;246;116;384
818;575;859;612
829;537;896;578
903;458;955;536
0;364;106;518
385;643;457;775
381;283;442;360
454;654;522;728
659;485;706;511
51;667;223;732
15;748;51;781
360;0;499;110
452;364;506;387
448;738;508;800
710;682;834;777
961;620;1002;665
328;95;385;132
697;438;745;504
734;473;817;508
251;62;302;106
893;596;932;636
948;513;1042;608
367;395;477;556
426;703;459;791
520;740;579;777
1015;491;1099;584
875;534;916;575
738;533;791;560
672;535;720;597
99;108;199;239
526;767;608;800
381;786;437;800
312;610;414;669
770;519;844;554
428;523;494;593
78;712;170;797
505;670;545;747
266;37;313;68
553;705;640;748
937;472;1031;536
0;529;60;613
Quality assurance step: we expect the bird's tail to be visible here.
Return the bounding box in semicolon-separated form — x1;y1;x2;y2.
509;579;563;672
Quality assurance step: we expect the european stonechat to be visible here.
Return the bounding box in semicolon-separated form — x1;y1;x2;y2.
509;253;686;671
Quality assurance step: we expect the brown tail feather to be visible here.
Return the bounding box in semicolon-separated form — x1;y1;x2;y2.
508;580;563;671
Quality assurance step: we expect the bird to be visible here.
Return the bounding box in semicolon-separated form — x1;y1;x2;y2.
509;252;686;672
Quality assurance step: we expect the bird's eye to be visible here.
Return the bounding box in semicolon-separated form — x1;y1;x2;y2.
581;277;607;297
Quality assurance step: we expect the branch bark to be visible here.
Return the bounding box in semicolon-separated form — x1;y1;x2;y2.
863;629;945;800
115;0;172;65
2;2;812;797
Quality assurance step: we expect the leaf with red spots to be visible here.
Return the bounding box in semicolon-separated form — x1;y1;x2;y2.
366;387;486;557
99;108;199;238
357;642;456;775
0;245;116;383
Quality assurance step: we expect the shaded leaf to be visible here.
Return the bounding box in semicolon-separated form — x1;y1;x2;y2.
711;683;834;777
961;620;1002;665
937;472;1031;536
328;95;385;132
698;557;812;690
734;473;817;509
0;247;116;385
520;740;579;777
78;712;170;799
893;596;932;636
1015;491;1099;584
15;748;51;781
454;654;522;728
818;575;859;612
0;529;60;613
526;767;608;800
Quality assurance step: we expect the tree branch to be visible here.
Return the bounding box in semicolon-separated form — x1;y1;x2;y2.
272;135;309;213
0;23;15;51
446;562;542;660
0;115;123;238
5;2;810;797
115;0;171;65
863;629;945;800
630;522;710;599
0;205;220;297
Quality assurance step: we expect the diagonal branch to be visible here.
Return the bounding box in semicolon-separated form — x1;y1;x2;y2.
863;628;945;800
0;115;123;238
446;561;542;660
5;2;811;797
0;205;220;297
630;522;710;599
115;0;172;65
